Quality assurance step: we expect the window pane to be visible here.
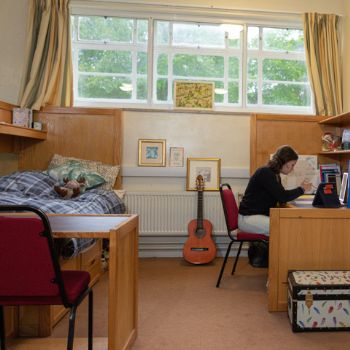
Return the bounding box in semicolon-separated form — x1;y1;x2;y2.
214;81;224;103
173;54;224;78
263;28;304;52
137;52;147;74
228;82;239;103
247;58;258;79
247;27;259;49
173;23;225;48
263;59;308;82
78;50;132;73
156;21;169;45
262;83;311;106
228;57;239;79
157;79;168;101
157;54;168;75
247;81;258;104
137;20;148;43
78;16;133;43
137;78;147;100
78;76;132;99
220;24;242;48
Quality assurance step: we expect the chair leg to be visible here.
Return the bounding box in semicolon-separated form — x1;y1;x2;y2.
67;305;78;350
88;290;93;350
0;306;5;350
231;241;243;275
216;240;234;288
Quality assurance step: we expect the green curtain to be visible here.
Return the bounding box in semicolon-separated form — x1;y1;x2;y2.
303;13;342;116
19;0;73;110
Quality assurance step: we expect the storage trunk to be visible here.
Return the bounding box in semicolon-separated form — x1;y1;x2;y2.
288;270;350;332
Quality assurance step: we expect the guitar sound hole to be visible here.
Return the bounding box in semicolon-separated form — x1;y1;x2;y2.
195;229;206;238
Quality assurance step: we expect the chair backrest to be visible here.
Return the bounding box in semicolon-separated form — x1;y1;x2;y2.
0;205;68;305
219;183;239;233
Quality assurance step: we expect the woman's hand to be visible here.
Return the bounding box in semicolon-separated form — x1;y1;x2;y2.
300;180;313;193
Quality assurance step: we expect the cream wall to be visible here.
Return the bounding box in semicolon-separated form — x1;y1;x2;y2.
0;0;349;193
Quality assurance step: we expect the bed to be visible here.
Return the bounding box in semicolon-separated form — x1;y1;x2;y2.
0;169;125;257
0;102;124;337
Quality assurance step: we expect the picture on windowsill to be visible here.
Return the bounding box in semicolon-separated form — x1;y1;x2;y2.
174;81;214;110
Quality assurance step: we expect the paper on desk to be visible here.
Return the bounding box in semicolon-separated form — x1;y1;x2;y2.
280;155;319;194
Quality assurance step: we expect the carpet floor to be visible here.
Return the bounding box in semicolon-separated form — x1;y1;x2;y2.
51;257;350;350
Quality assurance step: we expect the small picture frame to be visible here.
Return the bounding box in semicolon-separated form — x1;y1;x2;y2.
186;158;221;191
174;81;214;110
169;147;184;167
138;139;166;167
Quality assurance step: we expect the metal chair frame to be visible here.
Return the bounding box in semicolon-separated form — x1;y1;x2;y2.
0;205;93;350
216;184;268;287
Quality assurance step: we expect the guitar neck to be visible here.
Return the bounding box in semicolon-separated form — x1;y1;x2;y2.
197;190;203;229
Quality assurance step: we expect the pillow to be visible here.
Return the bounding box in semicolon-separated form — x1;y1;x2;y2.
49;154;101;173
48;154;119;190
97;163;120;190
48;161;106;189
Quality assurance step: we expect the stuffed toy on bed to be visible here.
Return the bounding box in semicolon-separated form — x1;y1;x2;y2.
54;176;87;199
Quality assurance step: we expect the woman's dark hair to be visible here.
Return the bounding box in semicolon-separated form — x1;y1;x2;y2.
267;145;299;173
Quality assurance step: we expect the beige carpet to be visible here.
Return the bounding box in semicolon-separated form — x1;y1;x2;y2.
51;257;350;350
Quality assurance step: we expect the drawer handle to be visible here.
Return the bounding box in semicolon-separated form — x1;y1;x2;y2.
89;258;96;267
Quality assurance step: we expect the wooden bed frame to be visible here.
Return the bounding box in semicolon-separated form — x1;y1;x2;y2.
0;101;123;338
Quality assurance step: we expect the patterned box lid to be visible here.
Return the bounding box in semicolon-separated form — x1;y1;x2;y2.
292;271;350;286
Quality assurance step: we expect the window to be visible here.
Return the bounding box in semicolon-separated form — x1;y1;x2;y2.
71;13;312;113
71;16;148;103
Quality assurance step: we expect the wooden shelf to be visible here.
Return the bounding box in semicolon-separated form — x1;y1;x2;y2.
0;122;46;140
318;112;350;126
318;150;350;155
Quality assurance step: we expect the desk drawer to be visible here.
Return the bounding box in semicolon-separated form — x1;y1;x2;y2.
80;239;102;285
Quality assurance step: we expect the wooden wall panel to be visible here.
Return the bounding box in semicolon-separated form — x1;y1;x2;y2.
18;107;123;188
250;114;327;174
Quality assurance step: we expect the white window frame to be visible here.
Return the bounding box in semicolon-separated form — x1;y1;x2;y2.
70;2;314;114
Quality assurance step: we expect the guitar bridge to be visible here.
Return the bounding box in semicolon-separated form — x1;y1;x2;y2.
190;247;209;251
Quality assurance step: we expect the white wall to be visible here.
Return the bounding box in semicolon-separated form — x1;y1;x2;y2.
1;0;349;194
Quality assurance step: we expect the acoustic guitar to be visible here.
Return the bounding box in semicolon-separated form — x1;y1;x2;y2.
183;175;217;264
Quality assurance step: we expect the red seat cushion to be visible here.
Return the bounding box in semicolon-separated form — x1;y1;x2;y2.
0;270;90;306
236;231;269;241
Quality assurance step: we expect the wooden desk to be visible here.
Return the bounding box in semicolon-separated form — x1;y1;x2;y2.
49;214;139;350
268;206;350;312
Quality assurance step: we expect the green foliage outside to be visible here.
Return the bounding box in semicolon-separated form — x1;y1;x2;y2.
74;16;310;108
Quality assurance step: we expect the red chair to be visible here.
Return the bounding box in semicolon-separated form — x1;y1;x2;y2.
0;205;93;350
216;184;269;287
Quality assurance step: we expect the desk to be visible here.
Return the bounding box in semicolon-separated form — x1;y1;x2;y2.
268;206;350;312
49;214;139;350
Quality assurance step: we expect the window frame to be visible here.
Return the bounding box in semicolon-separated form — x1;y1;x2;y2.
70;4;314;114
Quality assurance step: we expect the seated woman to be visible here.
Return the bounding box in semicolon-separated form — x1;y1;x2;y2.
238;145;312;235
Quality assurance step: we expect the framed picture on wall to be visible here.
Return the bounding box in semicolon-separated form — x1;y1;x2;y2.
138;139;166;167
174;81;214;110
186;158;221;191
169;147;184;167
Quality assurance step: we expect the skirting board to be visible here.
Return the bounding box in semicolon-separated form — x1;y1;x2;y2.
139;234;249;258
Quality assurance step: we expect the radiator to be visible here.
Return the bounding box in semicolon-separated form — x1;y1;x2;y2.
124;192;247;257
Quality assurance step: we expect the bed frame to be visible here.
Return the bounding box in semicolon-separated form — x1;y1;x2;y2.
0;101;123;338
